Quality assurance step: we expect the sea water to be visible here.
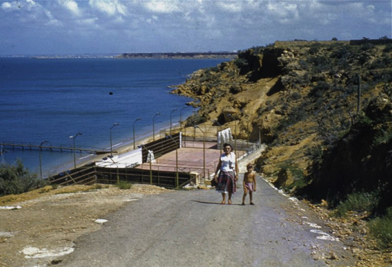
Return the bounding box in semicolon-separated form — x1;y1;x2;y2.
0;58;228;177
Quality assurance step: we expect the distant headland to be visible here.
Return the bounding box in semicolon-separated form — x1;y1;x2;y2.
1;52;238;59
115;52;238;59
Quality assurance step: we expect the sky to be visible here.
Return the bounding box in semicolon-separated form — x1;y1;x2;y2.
1;0;391;55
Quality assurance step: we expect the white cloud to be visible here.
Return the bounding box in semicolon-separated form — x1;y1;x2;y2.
77;17;98;25
367;4;375;11
143;0;180;13
89;0;128;16
216;2;242;12
267;2;298;18
1;2;13;9
146;15;158;24
1;1;23;11
59;0;81;16
0;0;391;55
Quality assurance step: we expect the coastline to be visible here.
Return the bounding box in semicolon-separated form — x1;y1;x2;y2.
51;121;184;176
2;58;226;176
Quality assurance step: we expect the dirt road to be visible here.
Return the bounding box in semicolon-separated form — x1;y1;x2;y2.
56;177;355;267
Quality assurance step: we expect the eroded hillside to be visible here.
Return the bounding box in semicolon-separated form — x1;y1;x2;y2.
172;40;392;216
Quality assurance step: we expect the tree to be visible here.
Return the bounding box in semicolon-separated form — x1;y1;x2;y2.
0;159;47;196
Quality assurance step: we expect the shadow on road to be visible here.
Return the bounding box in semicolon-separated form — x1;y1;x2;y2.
191;200;243;206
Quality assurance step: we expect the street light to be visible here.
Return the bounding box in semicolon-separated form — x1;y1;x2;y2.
212;120;222;152
192;111;197;141
166;135;179;188
153;113;160;141
180;106;187;129
180;106;187;147
227;113;237;156
194;125;206;180
39;140;48;179
133;118;141;149
170;109;177;135
69;132;82;169
110;123;119;157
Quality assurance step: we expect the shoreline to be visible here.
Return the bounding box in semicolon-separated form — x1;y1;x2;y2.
51;122;184;176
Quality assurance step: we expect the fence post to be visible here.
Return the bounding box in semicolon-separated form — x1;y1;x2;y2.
150;159;152;185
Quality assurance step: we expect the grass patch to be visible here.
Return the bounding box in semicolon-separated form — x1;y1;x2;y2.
333;191;379;217
39;186;53;194
115;181;132;190
53;184;108;194
369;207;392;249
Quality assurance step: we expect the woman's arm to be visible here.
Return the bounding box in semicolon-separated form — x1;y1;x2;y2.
214;158;222;179
234;153;239;181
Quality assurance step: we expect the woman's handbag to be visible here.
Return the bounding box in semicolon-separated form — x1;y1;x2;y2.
210;178;217;187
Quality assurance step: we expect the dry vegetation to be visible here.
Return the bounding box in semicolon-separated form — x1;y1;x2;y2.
0;183;170;267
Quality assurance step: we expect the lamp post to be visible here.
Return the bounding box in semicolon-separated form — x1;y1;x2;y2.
170;109;177;135
166;135;179;188
212;120;222;152
194;125;206;180
39;140;48;179
180;106;187;129
228;113;237;156
153;113;160;141
110;123;119;157
180;106;187;147
192;111;197;141
69;132;82;169
133;118;141;149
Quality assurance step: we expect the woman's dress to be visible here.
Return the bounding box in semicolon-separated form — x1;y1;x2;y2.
216;152;236;194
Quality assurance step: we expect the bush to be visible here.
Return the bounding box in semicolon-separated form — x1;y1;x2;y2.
369;207;392;248
115;181;132;190
333;191;380;217
384;44;392;53
309;81;330;97
308;43;322;55
0;159;47;196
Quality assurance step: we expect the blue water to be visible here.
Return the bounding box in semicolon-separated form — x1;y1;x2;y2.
0;58;227;176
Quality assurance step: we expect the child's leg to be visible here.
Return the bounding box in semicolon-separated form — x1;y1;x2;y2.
249;191;253;204
242;187;248;204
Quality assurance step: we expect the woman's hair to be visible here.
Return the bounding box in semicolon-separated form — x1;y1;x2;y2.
223;143;233;150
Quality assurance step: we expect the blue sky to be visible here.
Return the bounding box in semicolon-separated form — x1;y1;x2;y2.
1;0;391;55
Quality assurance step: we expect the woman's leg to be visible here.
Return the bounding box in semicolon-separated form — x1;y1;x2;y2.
228;192;232;204
221;193;226;204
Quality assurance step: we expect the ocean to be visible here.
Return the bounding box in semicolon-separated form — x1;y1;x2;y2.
0;58;227;177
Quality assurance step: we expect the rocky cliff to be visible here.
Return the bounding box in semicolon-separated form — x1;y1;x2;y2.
172;40;392;215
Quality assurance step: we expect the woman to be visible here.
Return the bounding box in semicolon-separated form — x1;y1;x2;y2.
214;143;239;205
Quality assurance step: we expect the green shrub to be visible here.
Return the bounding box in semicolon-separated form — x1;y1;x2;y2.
115;181;132;190
308;43;323;55
369;207;392;248
384;44;392;53
334;191;380;217
0;159;47;196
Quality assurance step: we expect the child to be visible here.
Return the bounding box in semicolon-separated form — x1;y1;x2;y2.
242;163;256;205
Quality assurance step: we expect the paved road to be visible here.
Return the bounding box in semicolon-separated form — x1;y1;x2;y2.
57;176;354;267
